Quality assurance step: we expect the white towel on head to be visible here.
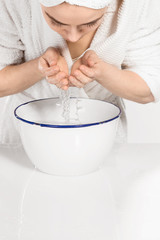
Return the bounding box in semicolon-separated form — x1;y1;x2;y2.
39;0;112;9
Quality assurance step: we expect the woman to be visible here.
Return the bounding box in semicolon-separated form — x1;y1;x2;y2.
0;0;160;145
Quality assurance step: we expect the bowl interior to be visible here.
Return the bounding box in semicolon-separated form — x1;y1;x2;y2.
15;98;120;126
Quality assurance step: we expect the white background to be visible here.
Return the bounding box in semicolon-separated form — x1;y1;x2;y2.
0;97;160;143
124;99;160;143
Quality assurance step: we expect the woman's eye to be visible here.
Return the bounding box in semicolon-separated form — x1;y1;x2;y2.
50;19;99;28
85;21;98;28
51;20;62;27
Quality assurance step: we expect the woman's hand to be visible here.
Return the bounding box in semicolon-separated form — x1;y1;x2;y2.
69;50;104;88
38;47;69;90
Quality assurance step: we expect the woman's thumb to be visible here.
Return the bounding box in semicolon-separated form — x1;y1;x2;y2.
82;50;98;67
38;57;49;72
44;47;59;67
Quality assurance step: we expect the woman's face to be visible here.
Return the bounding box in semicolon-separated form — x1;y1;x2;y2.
41;3;106;43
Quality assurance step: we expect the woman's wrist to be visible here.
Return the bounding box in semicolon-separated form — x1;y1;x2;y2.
33;57;46;81
96;61;120;85
96;61;154;103
0;58;46;97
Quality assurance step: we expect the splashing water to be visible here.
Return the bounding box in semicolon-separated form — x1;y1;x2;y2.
59;89;70;123
59;89;80;124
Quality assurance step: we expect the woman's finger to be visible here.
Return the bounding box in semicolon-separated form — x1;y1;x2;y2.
82;50;101;68
55;71;68;82
73;69;93;84
79;65;95;78
43;47;59;67
45;66;60;77
46;75;58;84
57;79;69;86
46;71;67;84
69;76;84;88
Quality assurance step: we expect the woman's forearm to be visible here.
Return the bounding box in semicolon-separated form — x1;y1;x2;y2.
98;63;154;104
0;58;44;97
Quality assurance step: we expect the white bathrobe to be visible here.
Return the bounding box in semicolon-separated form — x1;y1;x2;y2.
0;0;160;145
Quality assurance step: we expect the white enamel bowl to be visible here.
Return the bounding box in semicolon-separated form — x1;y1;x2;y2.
14;98;120;176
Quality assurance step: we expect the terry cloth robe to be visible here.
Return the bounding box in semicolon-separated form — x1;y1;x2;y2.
0;0;160;145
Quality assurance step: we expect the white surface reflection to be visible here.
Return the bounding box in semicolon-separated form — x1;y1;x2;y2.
2;144;160;240
18;169;118;239
0;145;118;240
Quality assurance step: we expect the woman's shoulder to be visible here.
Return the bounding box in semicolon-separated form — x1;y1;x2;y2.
117;0;160;28
129;0;160;26
0;0;31;15
0;0;33;29
141;0;160;26
0;0;31;8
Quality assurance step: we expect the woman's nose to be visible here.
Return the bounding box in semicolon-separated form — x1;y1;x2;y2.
66;27;82;42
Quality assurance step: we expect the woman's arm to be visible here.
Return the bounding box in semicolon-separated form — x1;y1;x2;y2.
69;51;154;104
0;47;69;97
0;58;43;97
95;62;154;104
70;1;160;104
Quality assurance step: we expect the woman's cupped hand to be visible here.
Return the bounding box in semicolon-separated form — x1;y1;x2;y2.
70;50;103;88
38;47;103;90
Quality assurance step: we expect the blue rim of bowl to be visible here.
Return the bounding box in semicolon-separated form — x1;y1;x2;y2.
14;97;121;128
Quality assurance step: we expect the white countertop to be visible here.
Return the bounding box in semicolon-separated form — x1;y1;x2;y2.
1;143;160;240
